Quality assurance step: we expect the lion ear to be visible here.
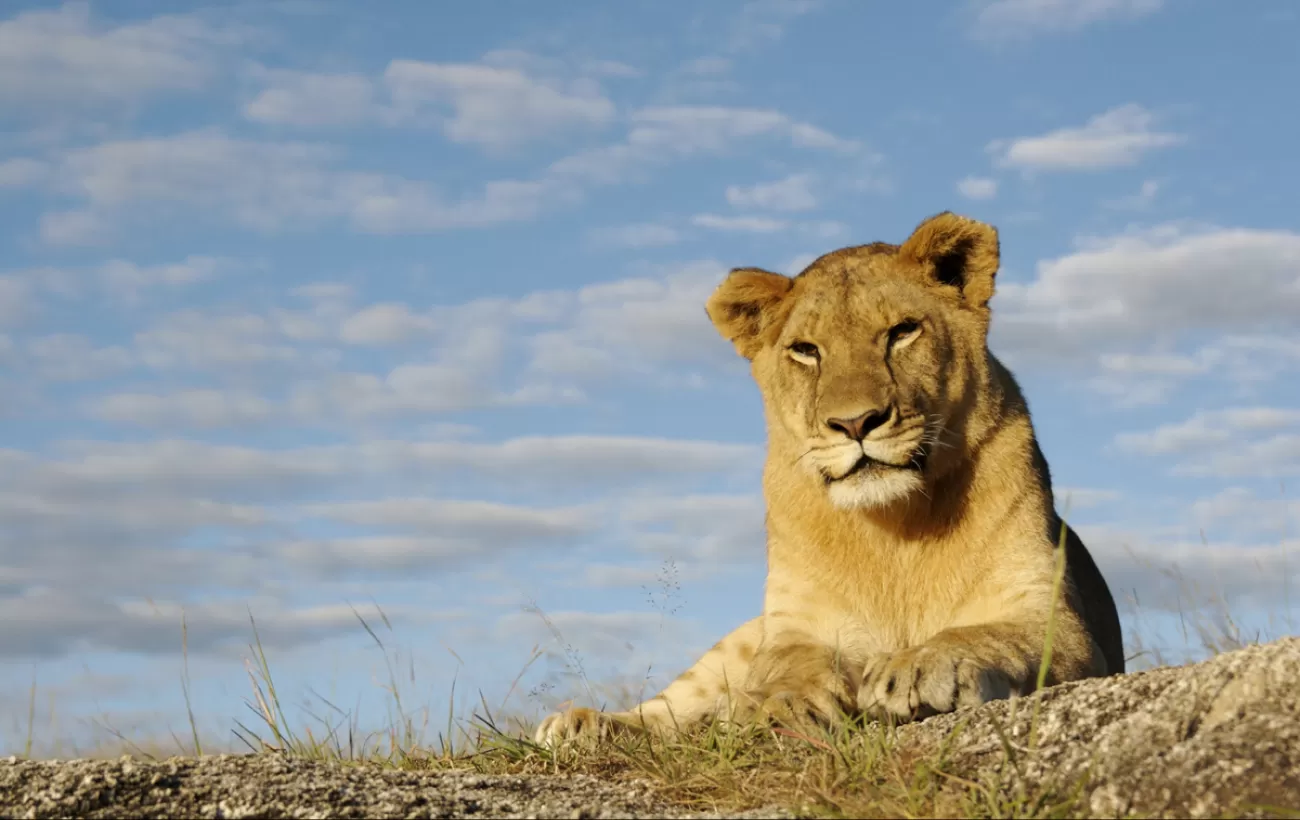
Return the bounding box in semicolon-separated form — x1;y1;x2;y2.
705;267;794;360
899;212;1000;309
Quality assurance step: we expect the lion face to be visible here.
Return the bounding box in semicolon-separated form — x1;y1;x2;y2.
759;270;963;510
706;212;1001;510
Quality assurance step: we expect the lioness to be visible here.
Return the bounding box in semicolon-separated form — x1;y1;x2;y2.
536;211;1124;745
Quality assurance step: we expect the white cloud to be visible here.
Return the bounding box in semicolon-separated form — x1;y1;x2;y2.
725;173;817;211
0;485;265;533
1202;335;1300;384
0;590;410;659
575;563;670;590
0;2;245;108
1116;407;1300;455
1103;348;1195;383
100;255;224;300
2;246;773;678
10;429;751;502
20;98;860;241
789;122;861;153
995;224;1300;352
727;0;821;53
1105;178;1161;210
621;494;766;564
972;0;1163;42
582;58;642;79
0;276;27;326
384;59;615;148
0;274;771;668
25;130;564;243
134;309;305;371
338;302;436;346
0;443;282;613
24;333;133;381
90;389;275;428
680;56;732;76
61;259;752;426
1082;525;1299;617
524;260;737;381
1114;407;1300;477
622;494;761;529
374;435;759;486
1079;333;1300;407
294;282;354;306
288;364;503;419
276;498;598;580
41;131;358;235
991;223;1300;405
274;535;489;578
4;434;756;507
691;213;788;233
550;106;860;186
12;439;339;499
496;608;701;665
625;106;800;153
350;177;560;235
659;55;739;102
1087;350;1213;406
301;498;593;542
244;52;618;150
1189;487;1300;541
989;104;1183;171
286;315;518;418
243;70;376;127
38;208;108;245
0;423;760;661
956;175;998;200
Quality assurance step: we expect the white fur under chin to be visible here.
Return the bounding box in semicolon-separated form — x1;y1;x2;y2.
806;440;926;510
827;469;925;510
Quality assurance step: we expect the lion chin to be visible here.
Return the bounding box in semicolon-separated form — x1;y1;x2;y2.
824;459;927;510
812;443;929;511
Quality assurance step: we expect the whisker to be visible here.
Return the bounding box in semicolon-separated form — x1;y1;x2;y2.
791;447;817;466
910;474;932;501
922;416;957;452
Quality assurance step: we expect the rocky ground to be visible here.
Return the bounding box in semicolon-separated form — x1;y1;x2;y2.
895;635;1300;818
3;637;1297;819
0;755;790;819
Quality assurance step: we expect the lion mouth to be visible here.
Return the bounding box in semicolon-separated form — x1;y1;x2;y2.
826;450;927;483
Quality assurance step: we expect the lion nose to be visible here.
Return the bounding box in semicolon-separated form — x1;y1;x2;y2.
826;408;891;441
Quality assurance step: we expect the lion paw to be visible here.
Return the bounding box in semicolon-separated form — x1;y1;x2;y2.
734;666;855;730
533;707;619;747
739;684;851;730
857;645;1012;723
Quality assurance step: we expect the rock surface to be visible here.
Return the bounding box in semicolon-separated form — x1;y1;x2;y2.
899;635;1300;818
0;754;787;819
2;638;1297;818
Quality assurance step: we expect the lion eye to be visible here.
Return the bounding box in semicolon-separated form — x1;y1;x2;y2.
889;320;922;346
788;341;820;362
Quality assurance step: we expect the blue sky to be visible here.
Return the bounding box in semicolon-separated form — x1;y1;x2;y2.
2;0;1299;754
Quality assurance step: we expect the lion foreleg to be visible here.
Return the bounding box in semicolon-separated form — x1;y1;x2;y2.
533;616;764;746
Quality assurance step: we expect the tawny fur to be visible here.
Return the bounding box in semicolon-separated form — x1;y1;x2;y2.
536;212;1124;746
